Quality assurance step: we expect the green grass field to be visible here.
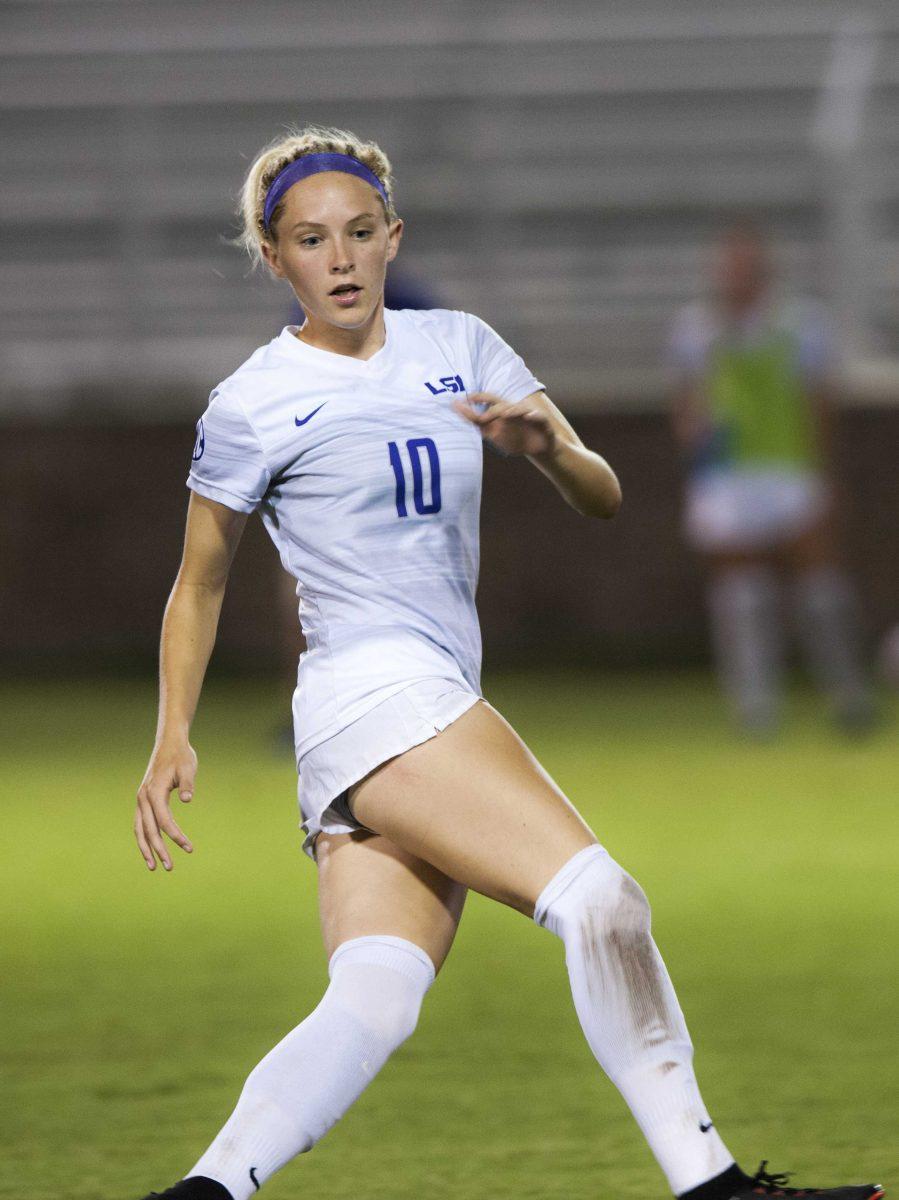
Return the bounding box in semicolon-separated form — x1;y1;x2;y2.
1;671;896;1200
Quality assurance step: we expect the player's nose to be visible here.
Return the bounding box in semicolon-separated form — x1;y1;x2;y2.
329;238;354;273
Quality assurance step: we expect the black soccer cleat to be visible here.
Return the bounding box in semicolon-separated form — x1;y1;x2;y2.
682;1161;885;1200
139;1177;233;1200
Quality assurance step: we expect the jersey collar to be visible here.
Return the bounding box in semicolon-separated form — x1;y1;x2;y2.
276;311;394;373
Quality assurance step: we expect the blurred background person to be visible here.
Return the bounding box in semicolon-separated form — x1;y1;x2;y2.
669;222;874;735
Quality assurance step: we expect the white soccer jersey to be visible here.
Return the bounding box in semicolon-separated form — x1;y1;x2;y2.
188;308;542;759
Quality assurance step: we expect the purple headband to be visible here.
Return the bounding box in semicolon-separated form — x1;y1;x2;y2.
263;152;390;231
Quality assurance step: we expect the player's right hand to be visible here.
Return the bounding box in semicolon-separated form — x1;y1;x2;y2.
134;740;197;872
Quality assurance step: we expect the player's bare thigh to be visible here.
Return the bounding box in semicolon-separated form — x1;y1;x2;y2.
703;512;837;578
779;509;839;574
703;546;777;573
316;829;466;971
348;700;597;917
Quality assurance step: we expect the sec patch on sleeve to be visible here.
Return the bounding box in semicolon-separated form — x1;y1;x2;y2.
192;417;206;461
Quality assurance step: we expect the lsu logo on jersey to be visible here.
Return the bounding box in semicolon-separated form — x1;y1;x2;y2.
425;374;465;396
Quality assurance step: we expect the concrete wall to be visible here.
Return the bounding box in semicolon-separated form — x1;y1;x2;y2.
2;407;896;675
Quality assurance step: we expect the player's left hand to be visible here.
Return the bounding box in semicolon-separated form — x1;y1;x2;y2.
453;392;557;458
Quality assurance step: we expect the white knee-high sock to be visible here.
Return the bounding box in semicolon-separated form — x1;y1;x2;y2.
188;935;435;1200
535;845;734;1196
708;567;783;732
792;566;871;718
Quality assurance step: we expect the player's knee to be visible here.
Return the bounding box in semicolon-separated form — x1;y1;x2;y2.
539;849;652;944
326;935;434;1047
609;869;652;935
367;988;424;1045
580;862;652;947
328;975;425;1047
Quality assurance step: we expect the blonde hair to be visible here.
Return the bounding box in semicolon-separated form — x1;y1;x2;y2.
238;124;397;268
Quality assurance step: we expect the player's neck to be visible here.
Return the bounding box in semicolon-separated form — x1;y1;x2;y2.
296;304;387;361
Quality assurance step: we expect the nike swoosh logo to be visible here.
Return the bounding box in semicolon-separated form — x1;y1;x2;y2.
700;1120;714;1133
295;403;327;426
249;1165;260;1190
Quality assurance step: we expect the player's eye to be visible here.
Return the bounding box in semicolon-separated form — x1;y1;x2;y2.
352;228;373;239
298;235;321;247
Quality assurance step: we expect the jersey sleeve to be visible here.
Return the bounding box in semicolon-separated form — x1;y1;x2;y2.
186;386;272;513
669;304;710;378
463;313;544;402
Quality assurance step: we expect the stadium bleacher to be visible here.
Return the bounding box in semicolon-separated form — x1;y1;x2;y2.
2;0;898;412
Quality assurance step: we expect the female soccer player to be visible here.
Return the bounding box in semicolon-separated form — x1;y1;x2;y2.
134;126;882;1200
670;223;873;736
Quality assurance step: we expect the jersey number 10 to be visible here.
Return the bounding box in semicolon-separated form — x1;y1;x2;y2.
387;438;442;517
